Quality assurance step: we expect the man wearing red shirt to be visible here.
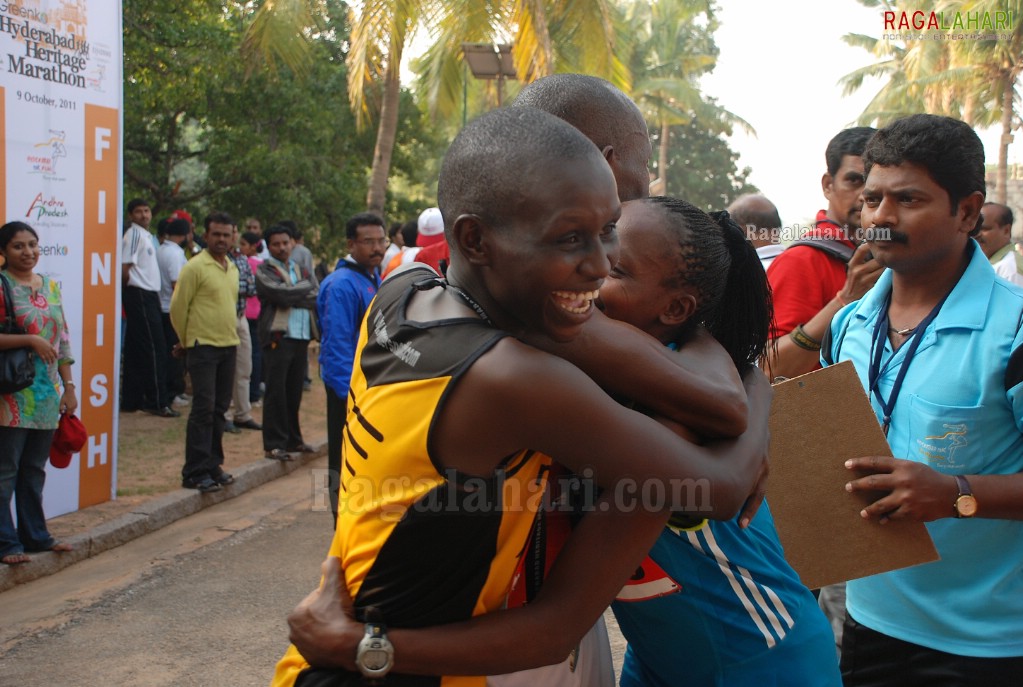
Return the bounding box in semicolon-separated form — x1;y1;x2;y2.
763;127;883;380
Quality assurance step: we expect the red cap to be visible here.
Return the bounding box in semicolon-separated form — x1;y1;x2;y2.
50;414;87;468
170;209;193;225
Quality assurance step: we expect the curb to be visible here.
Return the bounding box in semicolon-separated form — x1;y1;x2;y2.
0;443;326;593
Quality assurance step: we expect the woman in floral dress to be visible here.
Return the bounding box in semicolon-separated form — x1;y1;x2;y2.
0;221;77;565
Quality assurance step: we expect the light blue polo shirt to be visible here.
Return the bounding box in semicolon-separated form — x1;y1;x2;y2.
824;239;1023;657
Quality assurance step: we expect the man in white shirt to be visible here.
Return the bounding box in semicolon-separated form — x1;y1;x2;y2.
157;217;190;405
977;202;1023;286
122;198;178;417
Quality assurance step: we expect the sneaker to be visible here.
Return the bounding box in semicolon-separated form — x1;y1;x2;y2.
264;448;294;461
182;475;221;493
224;421;242;434
172;395;191;407
251;399;263;408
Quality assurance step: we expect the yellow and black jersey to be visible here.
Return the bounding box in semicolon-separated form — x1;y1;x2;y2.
273;266;554;687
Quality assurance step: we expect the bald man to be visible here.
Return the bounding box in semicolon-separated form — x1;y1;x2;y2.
727;193;783;269
977;202;1023;286
415;73;655;275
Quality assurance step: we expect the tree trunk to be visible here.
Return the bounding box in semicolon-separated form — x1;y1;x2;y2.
659;118;671;195
365;39;404;214
998;73;1012;205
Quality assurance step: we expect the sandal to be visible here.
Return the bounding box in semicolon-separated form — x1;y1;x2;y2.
265;448;294;462
50;541;73;552
2;552;31;565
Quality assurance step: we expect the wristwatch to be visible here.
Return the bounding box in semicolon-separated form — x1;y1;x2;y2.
355;612;394;681
953;475;978;518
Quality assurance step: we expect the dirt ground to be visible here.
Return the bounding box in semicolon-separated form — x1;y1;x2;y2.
47;349;327;540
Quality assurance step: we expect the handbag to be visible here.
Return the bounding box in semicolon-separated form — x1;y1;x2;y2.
0;272;36;394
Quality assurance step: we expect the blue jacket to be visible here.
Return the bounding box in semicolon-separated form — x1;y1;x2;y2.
316;257;381;396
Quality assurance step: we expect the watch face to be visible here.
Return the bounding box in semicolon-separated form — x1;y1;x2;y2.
361;646;391;671
956;495;978;517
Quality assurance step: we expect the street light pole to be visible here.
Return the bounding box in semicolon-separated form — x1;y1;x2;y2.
461;43;517;111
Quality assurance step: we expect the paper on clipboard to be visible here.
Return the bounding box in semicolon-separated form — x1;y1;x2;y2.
767;361;939;590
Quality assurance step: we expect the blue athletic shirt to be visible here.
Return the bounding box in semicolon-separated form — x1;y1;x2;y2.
612;502;840;686
824;239;1023;657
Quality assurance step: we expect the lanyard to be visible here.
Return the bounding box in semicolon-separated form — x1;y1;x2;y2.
868;291;950;435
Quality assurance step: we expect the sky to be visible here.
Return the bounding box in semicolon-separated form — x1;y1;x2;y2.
701;0;1013;230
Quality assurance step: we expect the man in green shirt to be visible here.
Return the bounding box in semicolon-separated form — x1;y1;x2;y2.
170;211;240;493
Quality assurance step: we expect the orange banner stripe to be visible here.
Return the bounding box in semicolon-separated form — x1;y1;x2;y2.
79;105;119;507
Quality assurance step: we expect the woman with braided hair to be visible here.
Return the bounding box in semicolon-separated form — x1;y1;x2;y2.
601;197;840;686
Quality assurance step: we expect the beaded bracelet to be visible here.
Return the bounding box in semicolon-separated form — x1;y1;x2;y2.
790;324;822;352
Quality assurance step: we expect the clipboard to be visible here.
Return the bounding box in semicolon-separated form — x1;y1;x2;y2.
767;361;939;590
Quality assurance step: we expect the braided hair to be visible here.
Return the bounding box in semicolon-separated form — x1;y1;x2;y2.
645;197;773;370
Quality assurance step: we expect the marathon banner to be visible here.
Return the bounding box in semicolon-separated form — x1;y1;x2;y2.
1;0;122;515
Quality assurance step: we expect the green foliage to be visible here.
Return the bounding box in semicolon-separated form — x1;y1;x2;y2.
123;0;442;263
652;119;758;213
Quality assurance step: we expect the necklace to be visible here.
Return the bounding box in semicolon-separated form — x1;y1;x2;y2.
887;325;917;336
447;284;493;326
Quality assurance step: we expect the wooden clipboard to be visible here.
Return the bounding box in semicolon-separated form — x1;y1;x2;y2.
767;361;939;590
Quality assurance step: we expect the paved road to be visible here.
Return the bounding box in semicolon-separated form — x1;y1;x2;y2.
1;457;627;686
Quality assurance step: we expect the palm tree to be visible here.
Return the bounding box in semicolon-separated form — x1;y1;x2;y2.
242;0;621;213
840;0;1023;202
952;0;1023;203
623;0;752;196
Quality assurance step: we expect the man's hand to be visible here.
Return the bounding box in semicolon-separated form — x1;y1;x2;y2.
845;456;957;523
839;243;884;303
287;557;362;670
171;343;184;359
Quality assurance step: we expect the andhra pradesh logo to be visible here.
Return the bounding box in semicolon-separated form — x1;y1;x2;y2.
27;129;66;177
25;192;68;221
916;423;968;466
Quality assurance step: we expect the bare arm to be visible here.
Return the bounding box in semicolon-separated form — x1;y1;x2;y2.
442;339;769;517
291;495;670;674
523;310;747;438
763;244;883;380
290;358;770;673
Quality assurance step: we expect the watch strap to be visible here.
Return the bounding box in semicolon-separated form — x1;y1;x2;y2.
953;475;976;518
954;474;972;497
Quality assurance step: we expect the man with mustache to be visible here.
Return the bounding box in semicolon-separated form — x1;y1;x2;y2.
316;212;386;525
826;114;1023;685
764;127;884;380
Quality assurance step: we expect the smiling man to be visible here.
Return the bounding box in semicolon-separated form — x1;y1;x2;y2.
823;114;1023;686
170;211;240;493
272;106;770;687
